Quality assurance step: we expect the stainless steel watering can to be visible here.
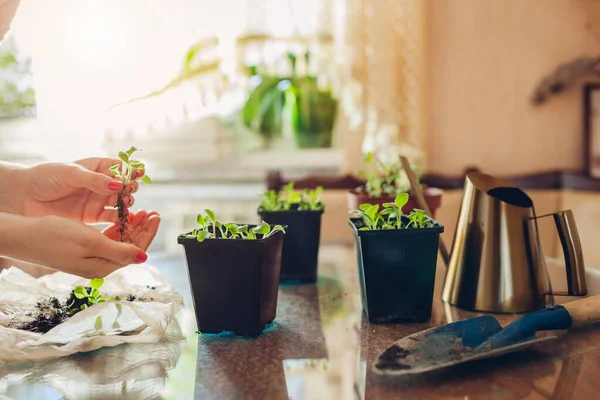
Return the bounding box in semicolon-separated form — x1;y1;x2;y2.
441;172;587;313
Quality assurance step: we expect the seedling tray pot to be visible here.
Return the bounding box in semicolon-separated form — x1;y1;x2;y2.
258;209;324;283
178;227;284;336
349;217;444;323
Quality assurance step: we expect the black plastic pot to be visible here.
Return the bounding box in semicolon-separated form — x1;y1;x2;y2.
258;209;323;283
177;226;284;336
349;217;444;323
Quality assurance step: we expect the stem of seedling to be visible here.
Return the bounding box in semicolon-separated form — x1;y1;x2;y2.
116;189;132;243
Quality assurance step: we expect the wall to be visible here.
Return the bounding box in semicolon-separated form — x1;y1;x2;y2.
426;0;600;176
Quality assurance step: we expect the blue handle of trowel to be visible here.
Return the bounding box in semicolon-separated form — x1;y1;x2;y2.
477;295;600;351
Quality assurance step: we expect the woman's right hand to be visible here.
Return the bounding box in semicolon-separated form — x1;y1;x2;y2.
0;211;160;278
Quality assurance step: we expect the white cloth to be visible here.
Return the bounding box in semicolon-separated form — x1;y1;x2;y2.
0;0;19;41
0;264;184;364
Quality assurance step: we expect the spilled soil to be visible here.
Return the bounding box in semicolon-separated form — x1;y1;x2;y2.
18;297;67;334
10;287;156;334
375;344;412;370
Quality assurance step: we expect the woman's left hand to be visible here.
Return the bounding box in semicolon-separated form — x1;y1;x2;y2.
102;210;161;251
1;158;144;223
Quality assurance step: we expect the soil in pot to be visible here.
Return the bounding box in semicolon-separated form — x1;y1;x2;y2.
258;209;323;283
349;217;444;323
178;227;284;336
347;188;443;218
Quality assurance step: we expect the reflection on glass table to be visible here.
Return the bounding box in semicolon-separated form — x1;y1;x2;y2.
1;325;189;399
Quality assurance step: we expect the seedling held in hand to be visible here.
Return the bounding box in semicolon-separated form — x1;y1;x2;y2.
350;193;434;230
181;209;286;242
109;146;152;242
259;182;324;211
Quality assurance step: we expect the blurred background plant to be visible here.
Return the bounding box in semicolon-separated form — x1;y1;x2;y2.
356;152;423;198
0;33;36;119
240;36;338;149
107;33;340;152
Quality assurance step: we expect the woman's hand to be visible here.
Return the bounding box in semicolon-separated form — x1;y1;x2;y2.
102;210;161;251
0;158;144;223
0;211;160;278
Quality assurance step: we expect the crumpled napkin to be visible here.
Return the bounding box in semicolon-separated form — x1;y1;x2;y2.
0;265;184;364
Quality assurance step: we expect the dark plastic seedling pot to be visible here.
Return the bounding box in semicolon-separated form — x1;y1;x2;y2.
258;209;323;283
349;217;444;323
177;227;284;336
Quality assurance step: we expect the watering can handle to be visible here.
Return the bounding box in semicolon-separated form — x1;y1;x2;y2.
534;210;587;296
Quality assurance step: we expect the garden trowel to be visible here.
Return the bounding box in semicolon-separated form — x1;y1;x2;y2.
373;294;600;377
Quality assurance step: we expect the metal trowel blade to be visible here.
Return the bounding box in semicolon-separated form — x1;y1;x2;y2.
373;315;557;377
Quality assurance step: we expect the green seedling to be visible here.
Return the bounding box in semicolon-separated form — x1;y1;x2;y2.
66;278;122;316
356;152;423;198
182;209;286;242
259;182;324;211
406;208;430;229
349;193;434;230
109;146;152;242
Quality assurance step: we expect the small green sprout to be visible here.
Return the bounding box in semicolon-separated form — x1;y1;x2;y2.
349;193;434;231
66;278;122;316
181;209;286;242
109;146;152;185
259;182;324;211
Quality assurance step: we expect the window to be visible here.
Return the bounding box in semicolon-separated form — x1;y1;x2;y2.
4;0;338;164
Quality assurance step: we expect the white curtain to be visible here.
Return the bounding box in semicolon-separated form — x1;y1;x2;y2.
337;0;426;172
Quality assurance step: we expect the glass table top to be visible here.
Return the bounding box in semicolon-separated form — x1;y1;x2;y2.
3;245;600;400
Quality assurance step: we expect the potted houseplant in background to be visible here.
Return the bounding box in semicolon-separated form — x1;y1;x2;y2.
258;183;325;283
242;50;338;149
178;210;286;336
347;152;443;217
349;194;444;323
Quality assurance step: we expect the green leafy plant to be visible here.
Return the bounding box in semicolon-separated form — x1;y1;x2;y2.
0;33;36;118
405;209;430;229
181;209;286;242
66;278;122;316
109;146;152;242
259;182;324;211
350;193;434;231
356;152;423;198
242;50;338;149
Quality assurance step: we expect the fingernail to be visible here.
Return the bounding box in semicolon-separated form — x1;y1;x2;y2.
134;251;148;263
108;181;122;191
